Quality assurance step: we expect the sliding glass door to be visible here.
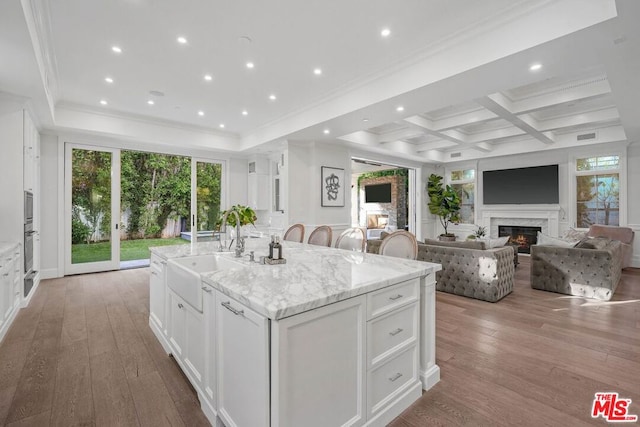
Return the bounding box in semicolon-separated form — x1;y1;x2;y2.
65;145;120;274
65;144;225;275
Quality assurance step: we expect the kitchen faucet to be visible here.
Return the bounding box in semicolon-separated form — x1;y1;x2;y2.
219;209;245;258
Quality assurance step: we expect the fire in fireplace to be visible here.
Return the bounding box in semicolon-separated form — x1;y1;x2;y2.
498;225;542;254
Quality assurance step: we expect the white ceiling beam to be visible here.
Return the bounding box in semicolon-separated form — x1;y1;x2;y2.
376;128;424;143
473;142;493;153
402;116;465;145
379;140;419;155
532;107;620;131
419;150;445;163
510;78;611;114
336;130;380;147
476;94;556;144
429;109;498;131
415;140;459;152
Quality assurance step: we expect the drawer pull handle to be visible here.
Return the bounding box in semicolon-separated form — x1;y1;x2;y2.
177;303;184;309
389;328;404;336
152;261;159;266
151;271;158;276
2;273;9;277
201;286;212;293
389;294;403;301
222;301;244;316
161;261;167;265
389;373;403;382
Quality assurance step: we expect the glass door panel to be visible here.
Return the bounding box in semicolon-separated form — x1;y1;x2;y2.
120;151;192;266
66;145;120;274
195;161;223;242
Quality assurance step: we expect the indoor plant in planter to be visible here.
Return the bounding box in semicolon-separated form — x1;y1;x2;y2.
427;174;461;241
216;205;257;236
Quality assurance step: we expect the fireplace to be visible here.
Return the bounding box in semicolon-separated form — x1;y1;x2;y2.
499;225;541;254
367;212;389;229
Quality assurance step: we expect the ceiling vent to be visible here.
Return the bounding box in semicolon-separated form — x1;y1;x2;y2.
450;152;462;158
577;132;597;141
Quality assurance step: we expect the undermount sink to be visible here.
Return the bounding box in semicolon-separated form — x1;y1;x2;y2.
166;254;241;312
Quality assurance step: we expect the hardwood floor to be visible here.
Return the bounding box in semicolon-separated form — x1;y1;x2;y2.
0;259;638;426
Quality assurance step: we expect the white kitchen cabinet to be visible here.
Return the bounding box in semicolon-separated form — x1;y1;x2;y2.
167;290;206;390
271;295;367;427
216;291;270;427
248;173;269;211
201;285;217;418
0;245;21;343
149;254;166;333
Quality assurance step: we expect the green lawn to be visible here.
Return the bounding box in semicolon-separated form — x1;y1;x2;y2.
72;237;185;264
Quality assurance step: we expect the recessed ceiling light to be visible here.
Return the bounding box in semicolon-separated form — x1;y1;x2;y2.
529;63;542;71
313;68;322;76
177;36;188;44
111;46;122;54
246;62;255;69
269;94;277;101
100;99;108;105
219;123;225;128
363;118;369;122
242;110;248;116
104;77;114;84
198;110;204;116
147;100;154;105
204;74;213;81
323;129;330;134
381;28;391;37
396;106;404;112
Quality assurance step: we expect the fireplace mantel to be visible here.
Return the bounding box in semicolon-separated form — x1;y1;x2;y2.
481;205;561;237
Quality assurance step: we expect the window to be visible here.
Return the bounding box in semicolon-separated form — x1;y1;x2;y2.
449;168;475;224
575;155;620;228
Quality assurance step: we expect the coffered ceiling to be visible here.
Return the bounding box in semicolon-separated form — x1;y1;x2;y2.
2;0;639;163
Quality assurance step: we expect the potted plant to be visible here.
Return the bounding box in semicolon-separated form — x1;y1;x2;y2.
427;174;461;241
467;225;486;240
216;205;257;234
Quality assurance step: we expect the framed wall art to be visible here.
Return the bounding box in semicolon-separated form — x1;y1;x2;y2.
321;166;345;207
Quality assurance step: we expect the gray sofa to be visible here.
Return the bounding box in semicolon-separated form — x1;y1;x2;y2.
368;238;515;302
530;237;622;301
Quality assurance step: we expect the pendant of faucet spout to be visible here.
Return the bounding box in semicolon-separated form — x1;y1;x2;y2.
220;209;244;257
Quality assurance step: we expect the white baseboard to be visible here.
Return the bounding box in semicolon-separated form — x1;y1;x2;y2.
420;364;441;391
40;268;60;279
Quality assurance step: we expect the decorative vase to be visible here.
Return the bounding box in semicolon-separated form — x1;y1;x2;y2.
438;234;456;242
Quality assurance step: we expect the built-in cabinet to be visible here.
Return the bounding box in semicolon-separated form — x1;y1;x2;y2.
248;159;269;211
149;257;426;427
0;244;22;342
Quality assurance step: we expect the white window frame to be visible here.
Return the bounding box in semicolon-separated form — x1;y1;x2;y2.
445;164;477;226
569;147;627;229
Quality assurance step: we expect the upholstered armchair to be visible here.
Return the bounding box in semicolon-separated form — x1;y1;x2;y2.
587;224;634;268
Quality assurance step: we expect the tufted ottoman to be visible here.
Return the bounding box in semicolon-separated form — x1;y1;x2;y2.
530;239;622;301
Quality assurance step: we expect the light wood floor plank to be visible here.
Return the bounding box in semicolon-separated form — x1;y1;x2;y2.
0;257;638;427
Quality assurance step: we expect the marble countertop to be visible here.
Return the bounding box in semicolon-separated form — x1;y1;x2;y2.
151;238;441;320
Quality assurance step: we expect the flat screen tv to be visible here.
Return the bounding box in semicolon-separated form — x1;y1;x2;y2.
365;183;392;203
483;165;559;204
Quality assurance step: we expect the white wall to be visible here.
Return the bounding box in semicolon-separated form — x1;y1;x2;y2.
627;143;640;267
286;141;351;244
39;134;60;278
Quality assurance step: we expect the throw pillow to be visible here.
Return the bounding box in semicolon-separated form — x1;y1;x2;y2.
562;227;587;241
424;238;486;250
477;236;510;248
536;231;580;247
575;236;611;250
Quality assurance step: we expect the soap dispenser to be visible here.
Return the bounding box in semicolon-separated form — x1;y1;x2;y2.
268;235;275;259
273;236;282;260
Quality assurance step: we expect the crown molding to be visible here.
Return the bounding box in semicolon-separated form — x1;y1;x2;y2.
20;0;59;121
56;102;239;139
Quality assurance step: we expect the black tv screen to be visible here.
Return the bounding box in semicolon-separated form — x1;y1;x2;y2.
365;183;392;203
483;165;559;204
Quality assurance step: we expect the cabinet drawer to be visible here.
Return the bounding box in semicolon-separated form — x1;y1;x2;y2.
368;302;418;367
367;278;418;319
150;254;166;272
368;345;418;416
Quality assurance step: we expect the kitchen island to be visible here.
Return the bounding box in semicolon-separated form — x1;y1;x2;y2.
149;238;441;427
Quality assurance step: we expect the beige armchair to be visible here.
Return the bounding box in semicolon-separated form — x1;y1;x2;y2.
283;224;305;243
379;231;418;260
335;227;366;252
587;224;634;268
308;225;332;247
